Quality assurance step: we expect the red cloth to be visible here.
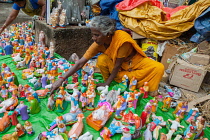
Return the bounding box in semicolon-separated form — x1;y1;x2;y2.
116;0;188;20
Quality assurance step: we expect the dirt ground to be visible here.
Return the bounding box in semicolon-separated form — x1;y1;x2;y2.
0;2;31;27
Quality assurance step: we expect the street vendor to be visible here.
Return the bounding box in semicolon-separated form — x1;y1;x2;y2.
0;0;46;34
50;16;164;96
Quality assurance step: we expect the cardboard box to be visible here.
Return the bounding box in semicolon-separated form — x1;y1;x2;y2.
189;53;210;66
161;43;180;70
169;58;207;92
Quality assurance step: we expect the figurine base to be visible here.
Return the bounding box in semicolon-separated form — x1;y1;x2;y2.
16;67;27;70
27;131;35;136
172;114;184;120
59;26;66;28
161;108;169;112
114;115;122;120
34;72;42;78
66;120;77;126
86;106;95;111
18;97;26;100
0;112;4;117
46;105;55;112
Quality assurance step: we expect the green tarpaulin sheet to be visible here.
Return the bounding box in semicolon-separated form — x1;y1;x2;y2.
0;54;209;140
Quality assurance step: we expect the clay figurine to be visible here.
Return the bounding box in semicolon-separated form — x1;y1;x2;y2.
173;101;188;120
2;132;18;140
8;111;19;126
68;114;84;139
58;123;67;133
47;94;55;111
79;92;87;111
143;82;149;98
59;9;67;28
195;116;205;139
185;108;199;124
113;95;127;120
24;121;34;136
161;96;172;112
153;125;162;140
140;105;152;128
121;127;131;140
87;102;113;131
0;112;11;133
16;101;29;120
28;96;41;114
15;123;26;137
129;77;137;92
166;118;185;140
143;123;152;140
184;120;197;138
4;41;13;55
150;114;166;132
86;86;96;110
48;108;83;131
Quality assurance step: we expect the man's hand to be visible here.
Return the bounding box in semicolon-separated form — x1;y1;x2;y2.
50;78;65;95
38;16;45;20
96;83;108;87
0;26;6;34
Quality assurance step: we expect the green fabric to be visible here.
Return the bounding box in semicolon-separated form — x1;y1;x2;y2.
0;54;209;140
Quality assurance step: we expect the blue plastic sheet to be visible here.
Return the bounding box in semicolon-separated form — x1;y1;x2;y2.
99;0;124;30
190;7;210;43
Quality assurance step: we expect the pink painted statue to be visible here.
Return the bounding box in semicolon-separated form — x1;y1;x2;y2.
68;114;84;139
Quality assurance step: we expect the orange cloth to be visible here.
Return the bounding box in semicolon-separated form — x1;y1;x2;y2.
83;40;133;59
97;54;164;92
84;30;164;91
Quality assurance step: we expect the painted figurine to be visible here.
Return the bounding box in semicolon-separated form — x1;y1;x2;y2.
68;114;84;139
0;112;11;133
121;127;131;140
184;120;197;138
24;121;34;136
195;116;205;139
47;94;55;111
8;111;19;126
185;108;200;124
166;118;185;140
143;123;152;140
86;86;96;110
16;101;29;120
113;95;127;120
129;77;137;91
173;101;188;120
79;92;87;111
143;82;149;98
140;105;152;128
28;96;41;114
15;123;25;137
2;132;18;140
59;9;67;28
121;75;129;87
150;114;166;132
161;96;172;112
0;86;8;100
